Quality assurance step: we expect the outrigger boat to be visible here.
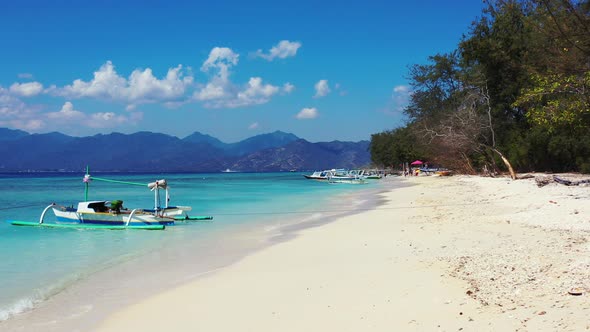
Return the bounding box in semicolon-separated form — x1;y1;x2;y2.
9;167;213;230
304;169;367;184
327;170;366;184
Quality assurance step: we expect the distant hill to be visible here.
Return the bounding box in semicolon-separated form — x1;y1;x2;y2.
0;128;29;141
225;131;300;156
228;139;371;172
183;132;226;150
183;130;299;156
0;128;370;172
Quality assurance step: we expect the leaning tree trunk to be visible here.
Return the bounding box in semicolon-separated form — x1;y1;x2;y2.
490;147;516;180
461;152;477;175
480;84;516;180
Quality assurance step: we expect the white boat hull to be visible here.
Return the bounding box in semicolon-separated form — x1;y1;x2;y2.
52;206;189;226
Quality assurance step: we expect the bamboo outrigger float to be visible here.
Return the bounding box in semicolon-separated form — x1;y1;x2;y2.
9;167;213;230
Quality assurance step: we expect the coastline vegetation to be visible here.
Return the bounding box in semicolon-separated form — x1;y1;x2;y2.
370;0;590;174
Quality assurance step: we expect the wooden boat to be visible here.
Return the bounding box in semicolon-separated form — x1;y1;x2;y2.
9;167;212;230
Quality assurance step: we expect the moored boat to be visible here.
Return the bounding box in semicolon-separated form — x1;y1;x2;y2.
327;169;367;184
303;170;330;180
361;170;383;179
9;167;212;230
304;169;368;184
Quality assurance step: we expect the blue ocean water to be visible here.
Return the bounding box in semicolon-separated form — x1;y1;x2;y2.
0;172;381;323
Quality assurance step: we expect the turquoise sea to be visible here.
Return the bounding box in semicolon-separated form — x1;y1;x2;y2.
0;172;384;329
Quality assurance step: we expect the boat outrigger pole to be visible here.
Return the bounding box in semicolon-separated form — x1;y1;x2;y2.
82;166;170;212
82;166;147;200
148;180;168;213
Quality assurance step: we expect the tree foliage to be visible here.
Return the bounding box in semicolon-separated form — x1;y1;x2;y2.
371;0;590;174
514;72;590;131
370;127;421;168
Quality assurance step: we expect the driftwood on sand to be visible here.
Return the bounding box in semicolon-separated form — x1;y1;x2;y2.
535;175;590;187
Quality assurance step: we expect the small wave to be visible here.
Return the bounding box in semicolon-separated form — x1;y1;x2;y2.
264;212;324;232
0;270;89;322
0;296;40;321
0;246;152;323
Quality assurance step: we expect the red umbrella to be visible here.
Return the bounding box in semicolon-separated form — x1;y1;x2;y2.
410;160;423;165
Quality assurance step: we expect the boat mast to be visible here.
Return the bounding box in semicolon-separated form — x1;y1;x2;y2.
154;185;159;213
84;166;90;201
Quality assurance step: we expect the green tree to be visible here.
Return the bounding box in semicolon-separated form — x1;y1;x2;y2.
369;127;421;169
371;0;590;173
514;72;590;131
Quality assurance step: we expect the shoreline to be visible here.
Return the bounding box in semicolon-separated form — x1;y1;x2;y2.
94;175;590;331
0;178;387;332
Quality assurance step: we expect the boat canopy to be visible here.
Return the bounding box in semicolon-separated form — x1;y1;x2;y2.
148;180;167;190
77;201;109;213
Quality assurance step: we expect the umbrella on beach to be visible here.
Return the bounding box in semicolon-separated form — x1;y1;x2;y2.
410;160;424;165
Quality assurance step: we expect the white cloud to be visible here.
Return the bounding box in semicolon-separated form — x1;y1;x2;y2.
127;65;193;102
391;85;412;113
9;82;44;97
248;122;259;130
296;107;318;120
86;110;141;128
0;86;143;134
56;61;126;99
231;77;280;107
194;47;240;103
87;112;130;128
46;101;135;128
195;47;286;109
282;82;295;94
393;85;410;94
194;80;229;101
0;86;45;131
53;61;193;106
5;119;44;131
255;40;302;61
45;101;142;131
201;47;239;82
0;87;22;117
47;101;85;120
313;80;330;98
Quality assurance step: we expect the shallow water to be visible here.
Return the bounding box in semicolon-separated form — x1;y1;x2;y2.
0;172;386;328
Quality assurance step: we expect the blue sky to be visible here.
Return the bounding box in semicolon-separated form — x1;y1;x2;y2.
0;0;485;143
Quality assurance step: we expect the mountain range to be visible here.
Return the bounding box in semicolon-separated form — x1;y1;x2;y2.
0;128;370;172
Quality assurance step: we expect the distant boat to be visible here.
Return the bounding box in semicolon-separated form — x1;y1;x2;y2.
221;168;237;173
303;170;330;180
304;169;367;184
327;169;366;184
360;170;383;179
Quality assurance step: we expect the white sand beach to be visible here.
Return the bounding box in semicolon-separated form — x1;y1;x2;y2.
94;175;590;332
